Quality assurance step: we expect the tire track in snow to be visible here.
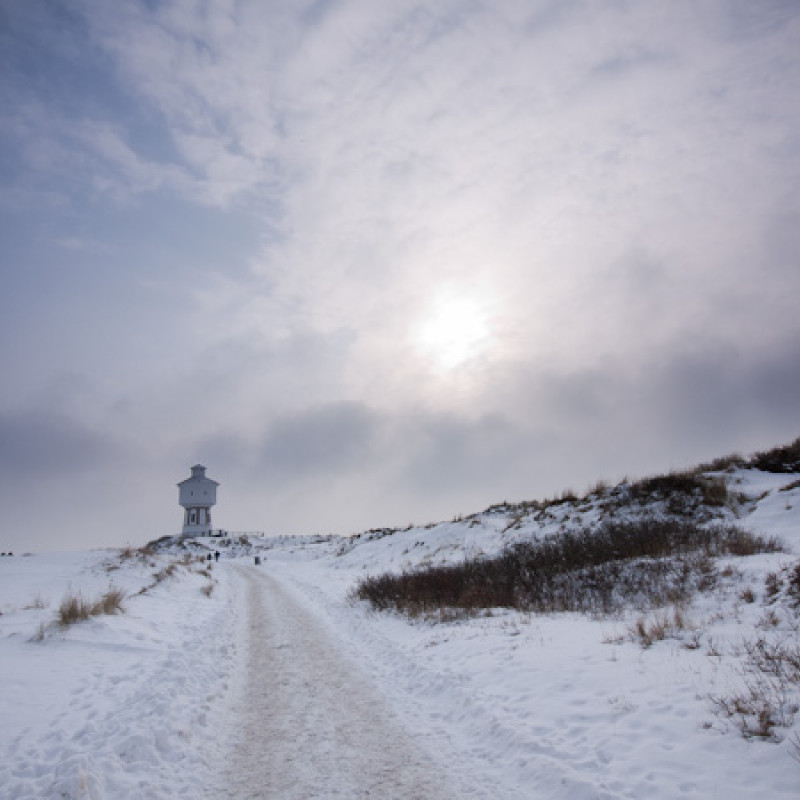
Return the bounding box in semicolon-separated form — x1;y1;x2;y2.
212;566;457;799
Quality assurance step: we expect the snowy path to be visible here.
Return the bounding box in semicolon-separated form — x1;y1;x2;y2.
210;565;457;799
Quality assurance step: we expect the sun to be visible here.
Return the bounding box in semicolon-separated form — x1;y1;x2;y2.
414;291;492;370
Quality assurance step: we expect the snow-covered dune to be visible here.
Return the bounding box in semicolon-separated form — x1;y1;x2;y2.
2;463;799;798
0;549;239;799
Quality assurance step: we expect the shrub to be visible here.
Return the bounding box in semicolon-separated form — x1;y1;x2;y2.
352;520;779;616
765;572;782;603
628;472;729;512
698;453;747;473
787;561;800;609
721;527;782;556
747;437;800;474
711;636;800;740
759;560;800;610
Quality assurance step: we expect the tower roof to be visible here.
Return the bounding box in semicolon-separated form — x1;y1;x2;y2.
177;464;220;488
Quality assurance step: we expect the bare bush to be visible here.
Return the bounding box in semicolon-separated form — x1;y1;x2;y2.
628;472;730;512
747;437;800;474
698;453;747;473
787;561;800;608
760;559;800;611
711;635;800;740
352;520;778;617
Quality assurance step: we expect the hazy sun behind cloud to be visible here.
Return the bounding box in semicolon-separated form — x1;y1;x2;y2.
414;289;493;371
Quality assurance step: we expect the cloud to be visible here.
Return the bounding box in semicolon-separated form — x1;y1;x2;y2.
480;328;800;482
0;409;117;481
2;1;800;549
257;402;384;479
55;236;114;254
643;335;800;447
396;411;533;496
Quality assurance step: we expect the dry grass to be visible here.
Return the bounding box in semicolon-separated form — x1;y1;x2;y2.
57;588;125;627
740;586;756;604
31;622;47;642
153;563;177;583
136;554;208;596
91;587;125;616
23;594;47;610
629;606;691;648
58;592;93;626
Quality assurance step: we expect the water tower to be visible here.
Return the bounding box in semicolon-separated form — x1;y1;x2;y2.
178;464;219;536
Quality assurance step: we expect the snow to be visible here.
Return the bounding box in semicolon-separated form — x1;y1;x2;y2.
2;467;800;798
0;549;239;799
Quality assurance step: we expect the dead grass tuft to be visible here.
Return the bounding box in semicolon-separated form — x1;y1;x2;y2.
31;622;47;642
58;592;93;626
57;587;125;627
91;587;126;616
629;606;691;649
23;594;47;610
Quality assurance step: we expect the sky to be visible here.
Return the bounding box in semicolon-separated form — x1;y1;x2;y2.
1;0;799;553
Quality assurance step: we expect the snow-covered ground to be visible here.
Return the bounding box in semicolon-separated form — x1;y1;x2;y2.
2;466;800;798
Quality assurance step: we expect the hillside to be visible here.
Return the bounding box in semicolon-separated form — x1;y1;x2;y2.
1;439;799;798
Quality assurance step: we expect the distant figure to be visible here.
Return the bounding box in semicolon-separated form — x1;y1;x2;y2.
214;551;220;562
207;553;212;561
254;555;261;566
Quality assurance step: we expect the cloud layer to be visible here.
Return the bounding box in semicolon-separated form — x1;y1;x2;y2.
1;1;799;550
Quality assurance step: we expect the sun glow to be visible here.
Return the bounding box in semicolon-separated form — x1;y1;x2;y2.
414;292;492;370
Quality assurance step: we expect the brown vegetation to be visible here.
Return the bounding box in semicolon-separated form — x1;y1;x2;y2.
352;520;782;617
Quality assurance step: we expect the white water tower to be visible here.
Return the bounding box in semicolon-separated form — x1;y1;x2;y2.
178;464;219;536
